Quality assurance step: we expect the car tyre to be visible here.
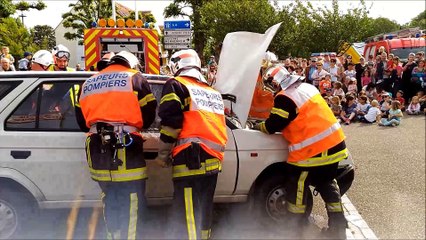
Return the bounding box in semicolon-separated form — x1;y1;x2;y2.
0;187;35;239
253;174;313;225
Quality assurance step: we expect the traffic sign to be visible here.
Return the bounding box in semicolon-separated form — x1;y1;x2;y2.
164;37;191;44
164;30;192;36
164;20;191;29
164;44;191;50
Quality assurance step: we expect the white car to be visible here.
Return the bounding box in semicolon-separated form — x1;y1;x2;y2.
0;72;354;238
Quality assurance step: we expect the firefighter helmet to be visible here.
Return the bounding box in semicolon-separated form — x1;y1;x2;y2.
97;52;115;71
261;51;278;69
264;65;303;91
52;44;70;60
168;49;201;75
110;51;139;69
32;50;54;67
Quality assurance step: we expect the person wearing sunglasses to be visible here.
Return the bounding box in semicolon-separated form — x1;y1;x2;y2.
49;44;75;71
311;60;328;88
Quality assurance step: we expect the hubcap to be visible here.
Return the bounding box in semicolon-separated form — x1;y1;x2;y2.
265;186;289;222
0;200;18;239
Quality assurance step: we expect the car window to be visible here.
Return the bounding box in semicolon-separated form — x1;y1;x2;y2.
0;81;22;101
5;81;82;131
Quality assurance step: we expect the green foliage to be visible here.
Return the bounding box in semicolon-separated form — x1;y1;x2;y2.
62;0;112;44
0;17;37;62
0;0;45;18
164;0;208;58
30;25;56;50
406;10;426;29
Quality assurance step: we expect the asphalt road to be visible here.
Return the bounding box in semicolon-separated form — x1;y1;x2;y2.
343;114;425;239
13;114;426;239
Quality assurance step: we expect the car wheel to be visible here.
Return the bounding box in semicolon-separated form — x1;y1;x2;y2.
254;175;313;224
0;187;34;239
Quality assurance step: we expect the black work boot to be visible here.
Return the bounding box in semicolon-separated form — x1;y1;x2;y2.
324;212;348;240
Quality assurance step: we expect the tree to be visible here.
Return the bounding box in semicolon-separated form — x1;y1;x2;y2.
200;0;278;58
31;25;56;50
0;0;46;19
0;17;37;62
62;0;112;44
164;0;209;58
406;10;426;29
367;17;400;37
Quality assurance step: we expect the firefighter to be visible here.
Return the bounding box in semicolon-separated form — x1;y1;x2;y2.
75;51;157;240
248;51;277;120
154;49;227;240
255;65;349;239
31;50;54;71
50;44;75;71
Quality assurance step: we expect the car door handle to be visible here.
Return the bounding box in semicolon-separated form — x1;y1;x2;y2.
10;150;31;159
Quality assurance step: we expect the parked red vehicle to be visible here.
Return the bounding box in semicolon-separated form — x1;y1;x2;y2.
363;28;425;61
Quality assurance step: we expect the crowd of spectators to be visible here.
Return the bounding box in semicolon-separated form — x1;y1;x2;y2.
275;50;426;126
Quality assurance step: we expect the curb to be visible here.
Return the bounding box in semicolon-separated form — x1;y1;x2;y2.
343;195;378;239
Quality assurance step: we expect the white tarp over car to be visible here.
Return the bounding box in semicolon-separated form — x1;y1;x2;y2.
214;23;282;127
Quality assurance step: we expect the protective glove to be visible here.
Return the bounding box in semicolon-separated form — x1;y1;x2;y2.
154;140;173;168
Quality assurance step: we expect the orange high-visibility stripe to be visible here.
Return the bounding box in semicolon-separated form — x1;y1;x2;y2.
171;76;227;161
277;84;345;163
80;64;143;129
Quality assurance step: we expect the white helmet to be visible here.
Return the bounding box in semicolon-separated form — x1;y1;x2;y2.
52;44;70;60
262;51;278;69
169;49;206;83
32;50;54;67
169;49;201;75
110;51;139;69
264;65;303;91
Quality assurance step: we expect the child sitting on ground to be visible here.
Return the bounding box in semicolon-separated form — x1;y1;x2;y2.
406;96;421;115
379;100;403;127
332;81;345;100
380;92;392;118
395;90;405;111
359;100;382;123
340;95;357;125
356;95;371;120
330;96;342;121
347;77;358;95
319;74;332;95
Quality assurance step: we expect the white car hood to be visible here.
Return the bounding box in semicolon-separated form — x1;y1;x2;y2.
214;23;281;127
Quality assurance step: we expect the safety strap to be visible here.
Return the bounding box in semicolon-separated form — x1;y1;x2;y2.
176;137;225;152
288;122;341;152
89;123;138;134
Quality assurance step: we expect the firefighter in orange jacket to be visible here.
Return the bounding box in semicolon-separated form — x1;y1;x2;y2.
75;51;157;240
154;49;227;240
255;65;349;239
248;51;277;120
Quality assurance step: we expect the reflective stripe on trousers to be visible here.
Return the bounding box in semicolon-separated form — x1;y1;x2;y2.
173;159;221;178
287;171;308;214
176;137;225;152
184;188;197;240
90;167;147;182
288;149;348;167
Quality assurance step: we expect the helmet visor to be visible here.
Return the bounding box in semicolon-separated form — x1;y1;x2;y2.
55;51;70;59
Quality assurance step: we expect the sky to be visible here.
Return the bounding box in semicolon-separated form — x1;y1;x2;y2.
13;0;426;29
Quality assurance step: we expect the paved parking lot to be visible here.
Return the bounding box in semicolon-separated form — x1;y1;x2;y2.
14;114;425;239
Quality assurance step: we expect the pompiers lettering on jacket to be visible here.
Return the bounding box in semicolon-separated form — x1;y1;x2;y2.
81;72;131;96
188;86;225;114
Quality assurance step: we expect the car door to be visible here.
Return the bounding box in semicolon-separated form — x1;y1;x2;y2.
0;77;100;207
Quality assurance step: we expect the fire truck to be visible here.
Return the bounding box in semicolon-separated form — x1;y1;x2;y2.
363;28;425;61
83;18;160;74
